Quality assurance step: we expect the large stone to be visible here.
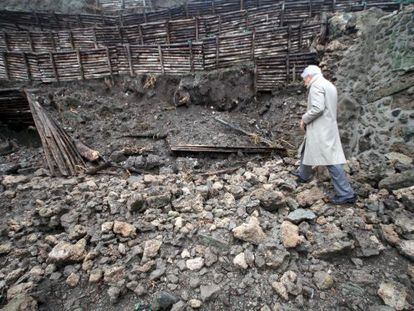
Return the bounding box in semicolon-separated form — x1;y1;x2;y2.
104;266;125;284
2;175;28;187
142;239;162;262
296;187;325;206
378;282;407;311
352;230;385;257
232;217;267;245
113;221;136;238
271;282;289;300
280;221;302;248
250;188;286;212
186;257;204;271
7;282;34;300
151;291;179;311
313;271;334;290
48;239;87;263
200;284;221;302
394;211;414;234
233;252;248;269
397;240;414;261
380;224;401;246
1;294;37;311
379;171;414;191
286;209;316;224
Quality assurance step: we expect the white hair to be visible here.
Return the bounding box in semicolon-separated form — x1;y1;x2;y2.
301;65;322;79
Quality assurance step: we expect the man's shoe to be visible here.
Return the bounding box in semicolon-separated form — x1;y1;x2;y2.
291;171;310;184
329;194;358;205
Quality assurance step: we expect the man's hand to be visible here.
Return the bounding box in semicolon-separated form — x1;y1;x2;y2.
300;120;306;132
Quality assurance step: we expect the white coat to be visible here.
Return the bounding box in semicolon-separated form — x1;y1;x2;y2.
299;74;347;166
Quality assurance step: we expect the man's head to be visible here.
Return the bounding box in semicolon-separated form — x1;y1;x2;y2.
301;65;322;87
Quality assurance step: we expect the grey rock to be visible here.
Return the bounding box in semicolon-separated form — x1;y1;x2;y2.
379;171;414;191
200;284;221;302
151;291;179;311
251;188;286;212
286;209;316;224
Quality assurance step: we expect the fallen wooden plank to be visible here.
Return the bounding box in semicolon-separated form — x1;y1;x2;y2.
170;144;281;154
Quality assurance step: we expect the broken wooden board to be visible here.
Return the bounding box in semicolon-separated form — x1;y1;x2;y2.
170;144;284;155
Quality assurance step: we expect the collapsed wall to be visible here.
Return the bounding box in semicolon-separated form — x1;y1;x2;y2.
320;5;414;181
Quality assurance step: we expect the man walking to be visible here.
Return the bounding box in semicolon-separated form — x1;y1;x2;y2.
293;65;357;205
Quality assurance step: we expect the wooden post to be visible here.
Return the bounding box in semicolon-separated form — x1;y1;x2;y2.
119;11;124;27
332;0;336;12
22;52;32;81
158;44;165;74
201;42;205;69
27;31;34;52
218;15;222;34
215;36;219;68
195;17;199;41
287;25;292;54
280;1;285;26
121;0;125;10
185;3;189;18
1;52;10;80
143;7;147;23
69;30;75;49
92;28;98;48
49;52;59;82
3;32;9;52
299;22;303;51
105;47;113;79
189;41;194;72
50;32;56;51
139;24;144;45
309;0;312;16
77;14;83;28
251;28;256;60
168;8;172;20
240;0;244;11
33;11;41;30
166;21;171;44
76;49;85;80
118;26;124;44
125;44;134;76
212;1;216;14
253;63;257;93
286;54;290;83
244;10;248;28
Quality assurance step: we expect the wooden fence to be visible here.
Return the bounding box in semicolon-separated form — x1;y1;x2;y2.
0;0;402;30
254;52;318;91
0;6;320;52
0;23;320;85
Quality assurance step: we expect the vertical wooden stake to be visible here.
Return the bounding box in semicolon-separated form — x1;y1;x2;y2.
251;28;256;60
195;17;199;41
105;47;113;79
92;28;98;48
49;52;59;82
280;1;285;26
166;21;171;44
185;3;189;18
158;44;164;74
143;7;147;23
121;0;125;10
286;54;290;83
125;44;134;76
332;0;336;12
215;36;219;68
212;1;216;14
309;0;312;16
218;15;222;34
287;25;292;54
50;32;56;51
22;52;32;81
299;22;303;51
189;41;194;72
77;14;83;28
76;49;85;80
69;30;75;49
240;0;244;10
27;31;34;52
3;32;9;52
201;42;205;69
118;26;124;44
1;52;10;80
139;24;144;45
